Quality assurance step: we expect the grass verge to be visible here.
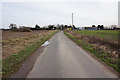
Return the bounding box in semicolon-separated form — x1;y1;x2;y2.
64;31;120;72
2;31;58;78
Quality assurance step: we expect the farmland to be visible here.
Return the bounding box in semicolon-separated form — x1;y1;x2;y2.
2;30;58;77
64;30;119;72
74;30;118;41
2;30;54;58
2;30;49;40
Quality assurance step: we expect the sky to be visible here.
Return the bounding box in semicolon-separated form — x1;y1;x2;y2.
1;0;119;28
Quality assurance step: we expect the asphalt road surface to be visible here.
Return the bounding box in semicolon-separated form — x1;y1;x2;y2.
27;31;117;78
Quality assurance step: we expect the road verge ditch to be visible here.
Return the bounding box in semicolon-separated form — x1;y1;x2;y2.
2;30;58;78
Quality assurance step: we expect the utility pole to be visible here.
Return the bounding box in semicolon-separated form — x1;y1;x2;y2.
72;13;74;28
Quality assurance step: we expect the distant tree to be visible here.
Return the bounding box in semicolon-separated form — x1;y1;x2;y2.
73;25;76;29
19;26;31;32
35;24;40;29
92;25;96;27
9;23;18;30
110;25;117;30
52;27;56;30
97;25;104;30
64;25;68;28
57;24;60;27
68;25;72;28
60;24;64;30
48;25;54;30
56;24;60;30
63;25;68;30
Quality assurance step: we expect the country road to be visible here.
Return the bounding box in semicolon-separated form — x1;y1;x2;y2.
27;31;117;78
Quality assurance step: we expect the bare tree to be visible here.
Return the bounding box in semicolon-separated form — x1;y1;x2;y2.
9;23;17;30
35;24;40;29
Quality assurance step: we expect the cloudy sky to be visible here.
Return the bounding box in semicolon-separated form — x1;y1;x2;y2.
1;0;119;28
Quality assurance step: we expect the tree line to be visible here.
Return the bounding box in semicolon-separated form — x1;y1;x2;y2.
8;23;75;32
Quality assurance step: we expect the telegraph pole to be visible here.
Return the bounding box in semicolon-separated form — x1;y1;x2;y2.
72;13;74;27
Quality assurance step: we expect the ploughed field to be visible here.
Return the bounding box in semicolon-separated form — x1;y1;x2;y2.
2;30;53;58
2;30;48;40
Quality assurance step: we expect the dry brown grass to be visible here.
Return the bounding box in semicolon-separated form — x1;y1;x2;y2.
2;30;53;59
2;30;48;40
67;30;119;60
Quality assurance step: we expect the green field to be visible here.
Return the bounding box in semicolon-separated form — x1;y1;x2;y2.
64;31;120;72
74;30;118;41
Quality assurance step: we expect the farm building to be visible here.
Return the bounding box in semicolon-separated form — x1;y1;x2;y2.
84;27;97;30
78;27;84;30
67;28;72;30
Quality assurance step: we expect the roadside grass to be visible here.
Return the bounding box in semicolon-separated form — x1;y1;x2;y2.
2;31;58;78
64;31;120;72
74;30;118;41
